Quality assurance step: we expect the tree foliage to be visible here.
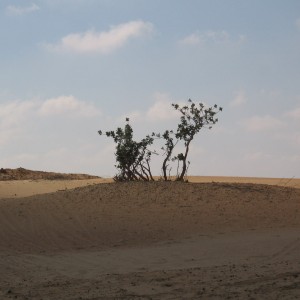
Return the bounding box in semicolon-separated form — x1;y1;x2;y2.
156;129;177;181
98;119;155;181
171;99;222;181
99;99;222;181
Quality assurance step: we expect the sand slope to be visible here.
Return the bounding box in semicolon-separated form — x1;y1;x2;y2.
1;175;299;199
0;167;100;181
0;179;300;299
1;181;300;253
0;178;110;199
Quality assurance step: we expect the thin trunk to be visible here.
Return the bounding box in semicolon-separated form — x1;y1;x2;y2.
168;166;172;180
146;160;154;181
176;159;180;178
179;139;191;181
140;163;150;181
133;164;148;181
162;151;172;181
162;143;174;181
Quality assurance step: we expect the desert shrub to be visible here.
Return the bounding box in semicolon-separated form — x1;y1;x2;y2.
99;99;222;181
154;129;177;181
171;99;222;181
98;118;155;181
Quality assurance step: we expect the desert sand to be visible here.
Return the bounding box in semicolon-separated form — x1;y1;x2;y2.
0;174;300;299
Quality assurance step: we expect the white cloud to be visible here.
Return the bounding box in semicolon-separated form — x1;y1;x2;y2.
180;30;246;46
146;93;179;122
242;115;284;132
285;107;300;120
6;3;40;16
180;33;205;46
117;93;180;124
0;100;37;146
238;34;247;43
0;96;100;146
0;101;36;127
38;95;101;117
119;93;219;125
47;20;153;54
230;90;247;107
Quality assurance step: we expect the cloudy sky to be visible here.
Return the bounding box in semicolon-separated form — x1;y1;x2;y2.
1;0;300;178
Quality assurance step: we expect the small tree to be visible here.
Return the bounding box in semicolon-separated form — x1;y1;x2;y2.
98;99;222;182
98;118;154;181
172;99;222;181
155;130;177;181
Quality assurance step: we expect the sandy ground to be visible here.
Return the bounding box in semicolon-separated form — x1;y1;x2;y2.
188;176;300;189
1;176;299;199
0;177;300;299
0;178;110;199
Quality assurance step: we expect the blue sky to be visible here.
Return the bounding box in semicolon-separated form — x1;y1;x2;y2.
1;0;300;178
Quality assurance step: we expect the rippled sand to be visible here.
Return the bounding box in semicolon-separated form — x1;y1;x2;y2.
0;177;299;299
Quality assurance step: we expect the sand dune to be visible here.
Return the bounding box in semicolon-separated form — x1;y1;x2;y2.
0;178;109;199
0;167;100;181
188;175;300;189
1;175;299;200
0;178;300;299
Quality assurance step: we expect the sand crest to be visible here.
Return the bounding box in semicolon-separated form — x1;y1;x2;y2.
0;178;299;299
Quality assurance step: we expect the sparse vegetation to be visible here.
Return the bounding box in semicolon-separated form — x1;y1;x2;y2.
99;99;222;181
98;118;155;181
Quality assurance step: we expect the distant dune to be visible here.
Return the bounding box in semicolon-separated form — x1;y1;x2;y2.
0;172;300;299
0;167;100;181
0;171;299;199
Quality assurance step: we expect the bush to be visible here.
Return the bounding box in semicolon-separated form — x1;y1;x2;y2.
99;99;222;181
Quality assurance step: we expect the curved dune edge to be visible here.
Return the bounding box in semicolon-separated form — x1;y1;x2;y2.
0;181;300;299
187;175;300;188
0;181;299;253
0;178;111;199
0;176;299;199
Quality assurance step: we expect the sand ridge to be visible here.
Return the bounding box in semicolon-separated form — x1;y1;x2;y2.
0;167;100;181
0;178;300;299
1;181;300;254
0;178;110;199
1;175;299;200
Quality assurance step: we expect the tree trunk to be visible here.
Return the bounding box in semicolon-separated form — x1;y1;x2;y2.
162;142;174;181
178;139;191;181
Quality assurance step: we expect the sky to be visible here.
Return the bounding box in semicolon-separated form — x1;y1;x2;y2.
1;0;300;178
